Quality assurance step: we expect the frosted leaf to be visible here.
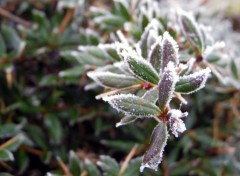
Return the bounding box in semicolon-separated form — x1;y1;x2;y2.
140;122;168;172
87;71;140;88
148;37;162;73
169;109;188;138
118;44;160;84
158;62;178;111
178;9;204;53
103;94;160;117
116;115;138;127
142;87;158;104
175;68;211;94
98;43;121;61
179;58;196;76
97;155;119;176
147;29;158;52
113;61;132;75
138;19;160;58
161;31;179;72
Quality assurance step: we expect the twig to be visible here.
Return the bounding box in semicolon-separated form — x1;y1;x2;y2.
0;135;19;150
22;145;44;156
118;144;138;176
57;8;75;35
0;161;13;171
57;156;72;176
0;8;33;28
173;92;187;104
96;84;142;99
203;60;226;85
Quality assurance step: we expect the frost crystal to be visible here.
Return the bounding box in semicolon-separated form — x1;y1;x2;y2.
169;109;188;137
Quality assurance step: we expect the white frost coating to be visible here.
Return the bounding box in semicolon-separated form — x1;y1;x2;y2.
162;31;179;60
117;43;159;82
116;30;129;44
158;62;179;109
203;41;226;58
113;61;131;74
147;29;158;50
140;123;168;172
87;71;137;88
169;109;188;137
179;67;211;94
179;58;196;75
103;94;160;117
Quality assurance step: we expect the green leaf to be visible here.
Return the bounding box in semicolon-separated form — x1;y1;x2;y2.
140;122;168;172
142;86;158;104
138;20;159;58
99;44;121;61
103;94;160;117
84;159;101;176
94;15;125;29
175;68;211;94
119;46;159;84
161;32;179;72
79;46;114;62
0;149;14;161
158;62;177;111
178;9;204;53
0;34;6;56
100;140;136;151
59;65;85;77
124;157;142;176
16;149;29;174
77;52;106;66
231;59;238;79
149;40;162;73
114;0;131;21
1;25;25;58
44;114;63;145
69;151;81;176
97;155;120;176
5;135;24;152
88;71;141;88
0;123;22;138
26;125;48;149
116;115;138;127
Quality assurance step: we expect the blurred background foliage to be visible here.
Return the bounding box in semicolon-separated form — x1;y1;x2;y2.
0;0;239;175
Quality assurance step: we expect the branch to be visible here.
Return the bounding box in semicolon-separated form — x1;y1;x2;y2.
0;8;33;28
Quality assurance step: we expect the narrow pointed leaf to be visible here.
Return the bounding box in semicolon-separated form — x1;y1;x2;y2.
175;68;211;94
69;151;81;176
138;19;160;58
147;29;158;52
158;62;178;111
0;149;14;161
99;44;121;61
179;58;196;76
149;39;162;72
103;94;160;117
231;59;238;79
119;47;159;84
178;10;204;53
88;71;140;88
116;115;138;127
142;87;158;103
114;0;131;20
0;34;6;56
84;159;101;176
161;32;179;71
140;122;168;172
97;155;120;176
